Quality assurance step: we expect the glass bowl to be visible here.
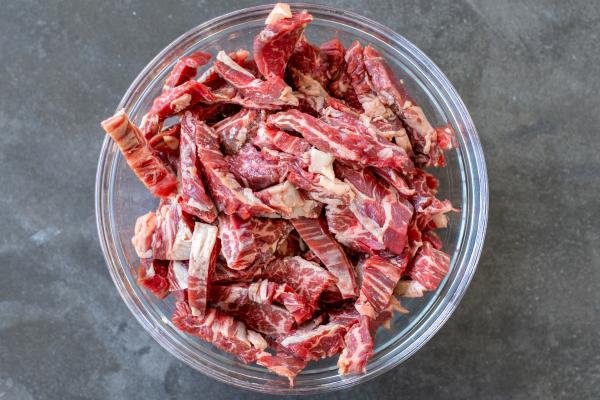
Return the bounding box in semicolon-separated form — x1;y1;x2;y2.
95;3;488;395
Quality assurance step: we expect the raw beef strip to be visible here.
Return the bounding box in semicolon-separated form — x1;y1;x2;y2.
272;282;314;324
254;124;311;157
374;296;408;330
415;197;457;230
363;45;456;164
227;144;288;190
101;110;177;197
218;214;256;270
179;112;217;222
354;255;404;319
262;256;335;306
287;166;354;207
345;41;391;119
147;123;180;168
198;49;250;89
291;218;358;299
254;4;312;79
337;315;374;375
163;50;211;91
279;321;348;361
212;108;259;155
213;260;263;284
252;218;294;265
214;51;298;108
320;105;414;175
172;301;267;363
374;167;415;197
185;111;276;219
256;352;307;386
139;111;162;139
150;80;215;119
327;166;413;255
210;284;295;336
256;181;322;218
406;242;450;291
132;211;156;258
188;222;219;317
137;259;170;299
287;35;329;87
167;260;189;292
422;230;443;250
328;304;361;327
152;199;194;260
268;110;414;174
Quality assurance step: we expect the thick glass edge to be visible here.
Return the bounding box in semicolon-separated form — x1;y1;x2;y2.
95;3;489;395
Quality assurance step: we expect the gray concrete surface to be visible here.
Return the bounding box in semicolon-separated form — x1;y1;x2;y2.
1;0;599;399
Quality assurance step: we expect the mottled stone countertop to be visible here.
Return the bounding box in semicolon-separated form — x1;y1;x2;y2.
1;1;598;399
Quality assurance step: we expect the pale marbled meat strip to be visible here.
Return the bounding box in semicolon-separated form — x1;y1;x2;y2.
212;108;259;155
188;222;219;317
137;259;170;299
218;214;256;270
354;255;404;319
254;6;313;79
167;260;189;292
210;283;295;336
131;211;156;259
279;321;348;361
337;315;374;375
262;256;335;306
150;80;215;119
291;218;358;298
363;44;456;165
255;181;322;219
163;50;211;91
327;165;413;255
151;199;194;260
179;111;218;222
214;51;298;108
172;301;268;363
184;110;276;219
406;241;450;291
268;109;414;174
101;110;178;197
227;144;288;190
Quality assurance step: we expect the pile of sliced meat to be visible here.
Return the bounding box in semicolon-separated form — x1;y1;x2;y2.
101;3;456;386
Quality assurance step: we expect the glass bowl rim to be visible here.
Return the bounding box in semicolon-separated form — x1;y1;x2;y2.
95;2;488;395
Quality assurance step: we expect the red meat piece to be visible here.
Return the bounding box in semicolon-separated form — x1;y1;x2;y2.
291;218;358;299
212;108;259;155
151;199;194;260
227;144;288;190
179;113;217;222
214;51;298;109
218;214;256;270
132;211;156;259
187;222;220;317
354;255;404;319
337;315;374;375
150;80;214;119
210;284;295;336
262;256;335;306
101;110;177;197
137;259;170;299
183;110;275;219
279;321;348;361
268;109;414;174
406;242;450;291
172;301;267;364
254;7;313;79
163;51;211;90
327;166;413;255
